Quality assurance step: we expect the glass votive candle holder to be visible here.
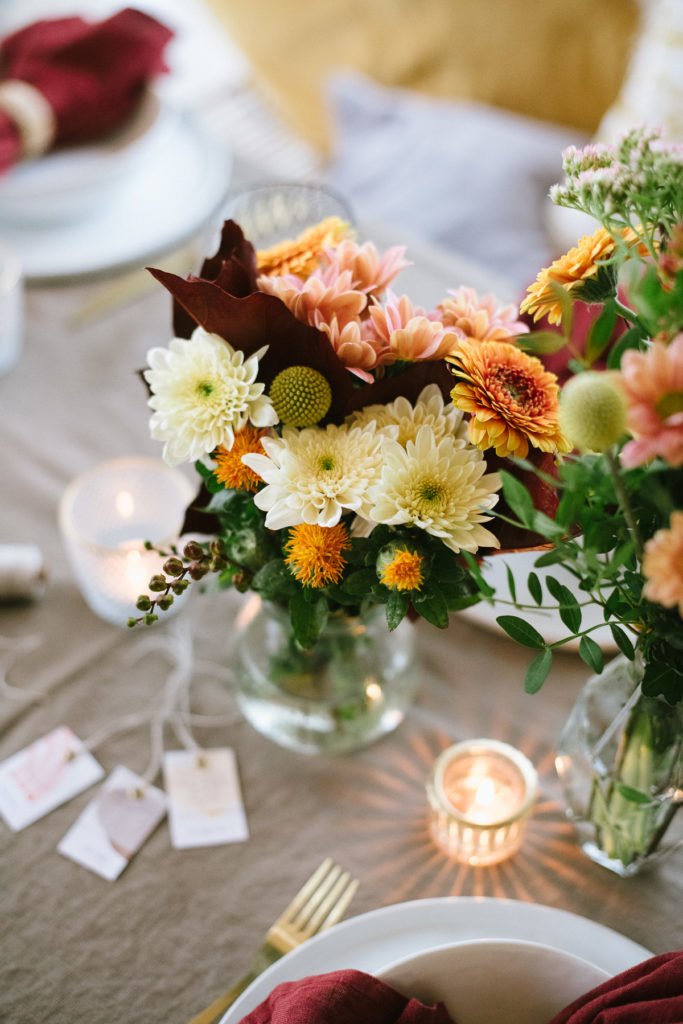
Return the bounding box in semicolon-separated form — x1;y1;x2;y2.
59;456;195;627
223;182;354;249
427;739;538;865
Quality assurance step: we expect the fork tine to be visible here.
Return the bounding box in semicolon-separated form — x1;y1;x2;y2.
301;870;354;937
276;857;333;924
321;877;358;930
290;863;342;928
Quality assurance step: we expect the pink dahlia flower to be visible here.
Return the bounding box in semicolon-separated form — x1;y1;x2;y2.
258;267;366;331
325;240;410;295
321;318;381;382
620;334;683;468
643;511;683;617
367;292;457;363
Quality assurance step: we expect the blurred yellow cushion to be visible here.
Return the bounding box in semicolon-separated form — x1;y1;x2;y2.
204;0;639;151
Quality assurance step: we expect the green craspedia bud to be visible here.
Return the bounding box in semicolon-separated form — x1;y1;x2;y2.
560;371;627;452
269;365;332;427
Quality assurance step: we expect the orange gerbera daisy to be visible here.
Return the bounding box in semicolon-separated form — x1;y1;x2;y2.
448;339;570;458
378;548;424;592
520;227;626;325
213;426;268;492
284;523;351;588
257;216;350;277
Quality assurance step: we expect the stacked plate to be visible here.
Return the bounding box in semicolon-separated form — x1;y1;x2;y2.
221;897;651;1023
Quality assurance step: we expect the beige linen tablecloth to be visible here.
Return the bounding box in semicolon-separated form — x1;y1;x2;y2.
1;272;681;1024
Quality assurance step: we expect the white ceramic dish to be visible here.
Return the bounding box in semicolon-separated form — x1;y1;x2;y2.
0;91;164;226
378;939;609;1024
459;551;616;652
0;105;231;282
221;897;651;1023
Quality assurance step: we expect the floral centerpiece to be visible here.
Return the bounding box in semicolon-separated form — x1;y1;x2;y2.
134;212;566;752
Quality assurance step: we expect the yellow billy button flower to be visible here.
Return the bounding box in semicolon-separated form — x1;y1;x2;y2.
284;522;351;588
559;371;627;452
377;545;425;592
269;365;332;427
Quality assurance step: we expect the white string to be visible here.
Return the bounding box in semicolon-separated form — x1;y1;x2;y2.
0;633;44;702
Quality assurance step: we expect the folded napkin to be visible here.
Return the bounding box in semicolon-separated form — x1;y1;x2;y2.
0;7;172;173
548;951;683;1024
238;969;454;1023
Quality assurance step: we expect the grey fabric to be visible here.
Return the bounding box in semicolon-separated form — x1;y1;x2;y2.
1;267;680;1024
326;73;584;291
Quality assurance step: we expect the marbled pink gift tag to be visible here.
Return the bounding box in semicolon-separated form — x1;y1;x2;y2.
58;766;166;880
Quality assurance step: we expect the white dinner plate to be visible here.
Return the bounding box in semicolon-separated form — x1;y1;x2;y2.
0;105;232;282
221;897;651;1023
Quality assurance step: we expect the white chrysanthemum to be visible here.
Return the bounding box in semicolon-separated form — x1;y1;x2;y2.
242;423;383;529
346;384;466;447
144;327;278;466
368;425;502;553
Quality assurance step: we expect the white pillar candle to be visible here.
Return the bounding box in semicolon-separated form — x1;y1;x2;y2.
58;457;196;627
0;242;23;376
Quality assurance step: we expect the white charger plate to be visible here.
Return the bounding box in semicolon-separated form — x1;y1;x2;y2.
0;105;231;282
221;897;651;1023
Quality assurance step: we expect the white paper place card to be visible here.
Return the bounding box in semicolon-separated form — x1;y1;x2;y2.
163;748;249;849
0;725;104;832
58;765;166;880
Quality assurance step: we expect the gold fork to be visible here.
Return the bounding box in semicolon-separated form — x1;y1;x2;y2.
188;858;359;1024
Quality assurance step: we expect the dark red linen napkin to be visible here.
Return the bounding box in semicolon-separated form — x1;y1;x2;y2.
547;951;683;1023
238;969;455;1023
0;7;172;172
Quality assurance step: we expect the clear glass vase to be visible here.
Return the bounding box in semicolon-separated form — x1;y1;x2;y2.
556;654;683;876
233;599;419;754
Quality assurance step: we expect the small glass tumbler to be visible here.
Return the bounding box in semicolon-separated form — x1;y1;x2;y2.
427;739;538;865
223;182;354;249
59;457;195;627
0;241;23;376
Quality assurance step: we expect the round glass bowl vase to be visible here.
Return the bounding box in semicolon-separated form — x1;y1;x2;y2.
232;598;419;754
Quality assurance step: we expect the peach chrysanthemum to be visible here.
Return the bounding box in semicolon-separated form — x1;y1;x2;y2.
321;318;381;382
643;511;683;617
367;292;457;363
378;548;424;592
213;426;268;492
284;522;351;588
325;240;409;295
257;217;349;277
437;287;529;343
620;334;683;468
448;339;570;458
520;227;622;325
258;267;366;331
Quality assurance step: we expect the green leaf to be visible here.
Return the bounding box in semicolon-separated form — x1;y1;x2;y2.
545;576;582;633
251;559;294;600
385;591;409;631
524;647;553;694
516;331;567;356
527;572;543;606
413;589;449;628
642;661;683;703
615;783;652;806
579;634;604;674
345;569;377;596
290;589;328;648
505;564;517;603
606;327;646;370
194;460;224;494
500;471;534;526
461;551;495;600
609;624;635;660
496;615;546;649
585;299;617;365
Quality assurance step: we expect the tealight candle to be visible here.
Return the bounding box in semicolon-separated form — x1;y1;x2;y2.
427;739;538;865
59;457;195;627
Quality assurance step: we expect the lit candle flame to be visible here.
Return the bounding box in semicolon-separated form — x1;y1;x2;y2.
472;776;496;809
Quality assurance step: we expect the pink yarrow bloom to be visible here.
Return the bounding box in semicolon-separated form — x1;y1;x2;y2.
257;266;366;331
436;286;529;342
325;240;410;295
620;334;683;468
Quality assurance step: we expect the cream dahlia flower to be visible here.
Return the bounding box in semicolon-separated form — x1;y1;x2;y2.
242;424;383;529
346;384;466;447
144;328;277;467
368;425;502;553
